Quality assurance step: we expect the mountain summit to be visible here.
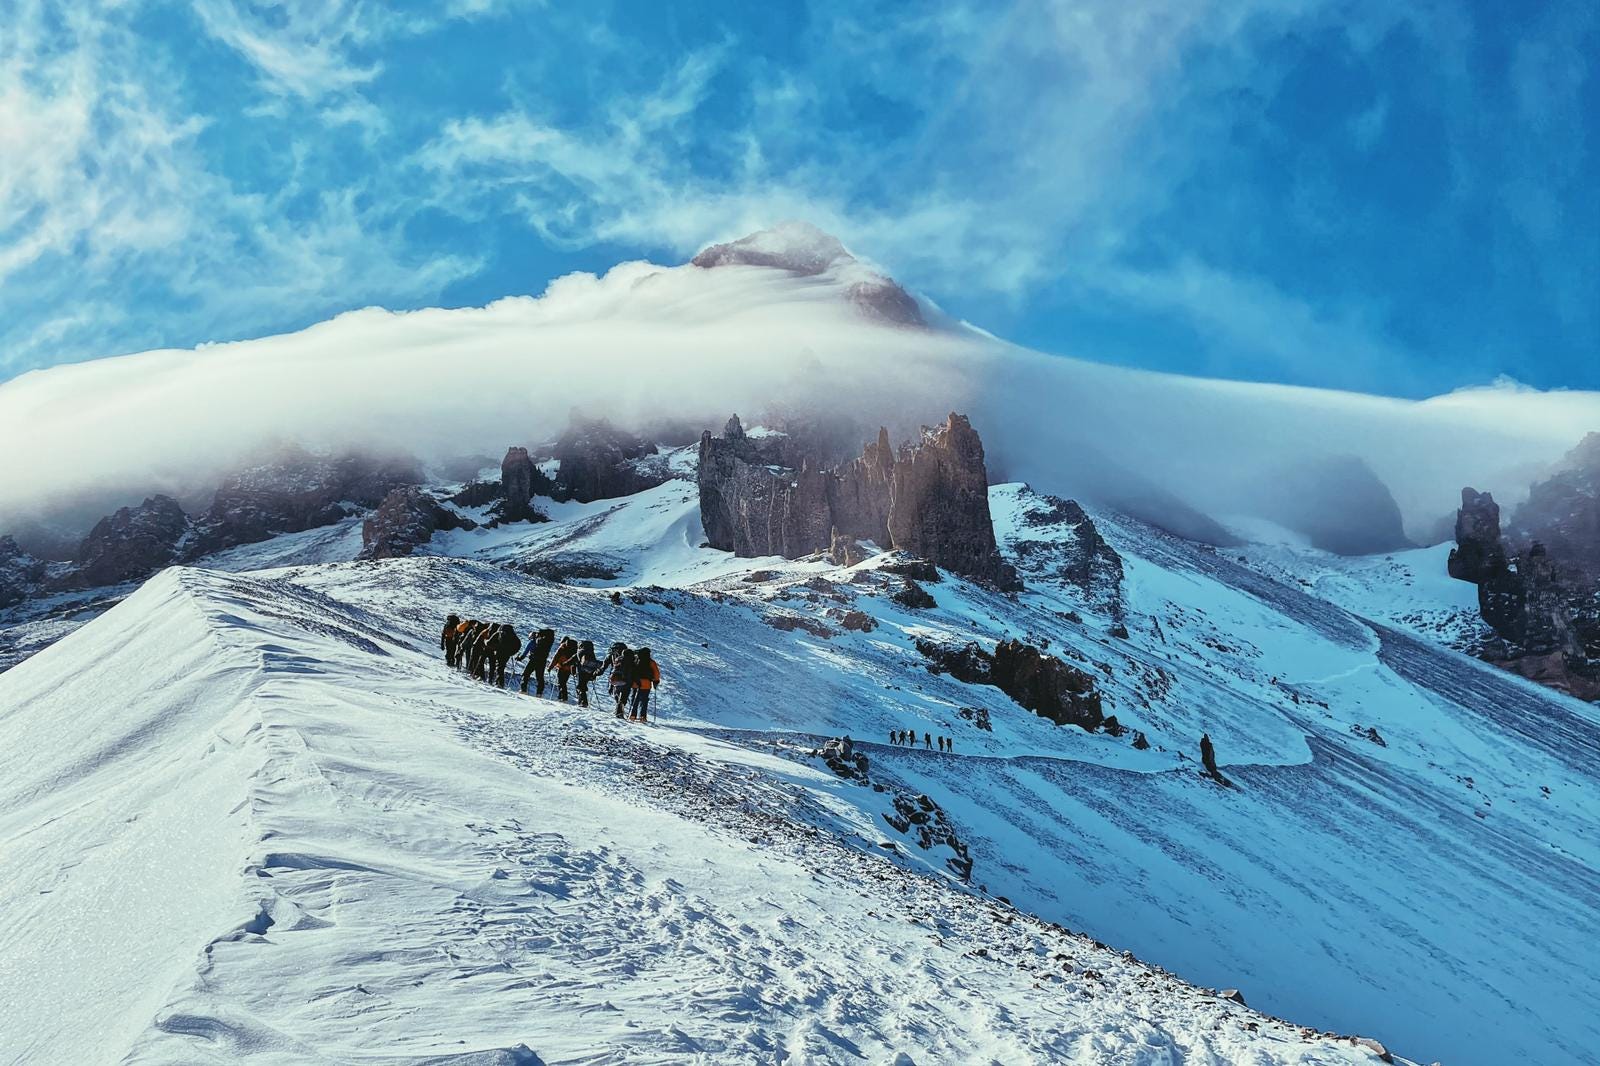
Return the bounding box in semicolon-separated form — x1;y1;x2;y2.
692;221;927;327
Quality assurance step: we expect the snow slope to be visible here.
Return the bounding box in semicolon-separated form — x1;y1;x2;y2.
4;473;1599;1064
0;567;1390;1066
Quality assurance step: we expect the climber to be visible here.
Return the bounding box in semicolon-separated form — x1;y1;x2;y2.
923;732;932;750
630;647;661;722
574;639;601;708
517;627;556;695
456;619;476;671
492;623;520;687
549;636;578;701
441;613;461;667
602;642;632;717
467;623;491;679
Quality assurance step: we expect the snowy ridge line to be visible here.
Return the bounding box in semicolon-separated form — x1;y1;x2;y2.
2;562;1407;1064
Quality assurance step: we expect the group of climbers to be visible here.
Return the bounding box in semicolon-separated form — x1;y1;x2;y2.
889;729;954;752
440;613;662;721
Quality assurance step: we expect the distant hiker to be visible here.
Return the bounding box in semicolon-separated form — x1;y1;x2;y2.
905;729;915;747
938;736;946;752
575;640;601;708
441;613;461;666
492;623;520;687
923;732;931;750
947;736;954;754
518;628;556;695
602;642;632;717
630;647;661;722
550;636;579;701
610;591;623;605
456;620;476;670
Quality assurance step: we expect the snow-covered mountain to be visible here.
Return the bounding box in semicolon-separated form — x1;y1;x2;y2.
4;226;1600;1065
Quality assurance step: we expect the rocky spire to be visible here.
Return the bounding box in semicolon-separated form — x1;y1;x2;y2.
501;447;536;522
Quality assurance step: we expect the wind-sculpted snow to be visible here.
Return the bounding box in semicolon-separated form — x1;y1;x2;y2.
0;566;1390;1065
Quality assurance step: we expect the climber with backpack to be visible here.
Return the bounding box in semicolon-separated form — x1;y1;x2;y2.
549;636;579;701
574;640;602;708
603;642;633;717
441;613;461;667
492;623;520;688
517;627;556;695
630;647;661;722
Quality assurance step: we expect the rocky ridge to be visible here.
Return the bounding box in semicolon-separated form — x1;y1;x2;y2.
698;413;1020;589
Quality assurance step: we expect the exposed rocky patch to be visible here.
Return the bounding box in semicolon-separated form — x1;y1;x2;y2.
552;417;666;503
358;487;476;561
997;487;1124;621
70;495;190;589
916;636;1105;731
500;447;538;522
0;536;46;609
883;793;974;880
1448;438;1600;701
698;412;1019;589
991;639;1105;731
186;447;421;558
891;578;938;610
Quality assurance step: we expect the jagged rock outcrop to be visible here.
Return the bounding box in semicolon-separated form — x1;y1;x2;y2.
886;415;1019;589
552;417;665;503
1448;488;1506;583
812;736;870;782
0;536;46;609
1448;452;1600;700
450;480;503;509
71;495;190;588
828;530;868;567
995;487;1124;620
991;639;1105;731
501;447;537;522
883;792;974;880
359;487;476;561
698;413;1019;588
186;448;421;557
1256;454;1412;555
917;637;1104;731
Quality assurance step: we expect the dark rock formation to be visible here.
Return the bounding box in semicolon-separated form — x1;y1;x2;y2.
891;578;938;610
1447;488;1506;583
957;706;992;731
886;415;1019;589
698;412;1019;588
450;480;503;509
1448;439;1600;701
917;636;1104;731
829;530;868;567
358;487;476;561
999;488;1123;620
0;536;46;609
1509;432;1600;574
1255;454;1412;555
813;736;870;782
916;639;994;685
991;639;1105;731
500;447;537;521
71;495;190;588
552;417;664;503
187;448;421;557
882;792;973;879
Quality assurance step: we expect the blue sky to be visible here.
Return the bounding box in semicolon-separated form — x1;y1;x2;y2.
1;1;1595;397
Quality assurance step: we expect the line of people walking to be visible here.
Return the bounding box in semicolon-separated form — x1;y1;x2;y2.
440;614;662;722
891;730;955;752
